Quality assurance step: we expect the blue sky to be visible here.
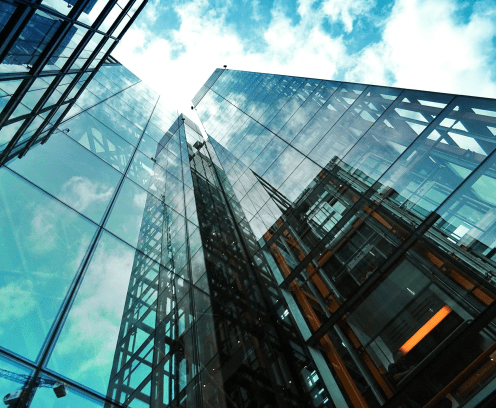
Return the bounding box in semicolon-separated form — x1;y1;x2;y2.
113;0;496;116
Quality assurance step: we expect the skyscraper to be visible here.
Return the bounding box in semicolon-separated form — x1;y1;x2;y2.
1;5;496;406
192;68;496;408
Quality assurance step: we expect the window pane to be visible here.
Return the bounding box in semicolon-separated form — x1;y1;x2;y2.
7;133;121;224
0;168;96;360
47;232;155;396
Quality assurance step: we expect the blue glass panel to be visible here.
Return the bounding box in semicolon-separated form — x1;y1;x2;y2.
8;133;121;224
0;169;96;360
62;112;135;173
48;232;152;396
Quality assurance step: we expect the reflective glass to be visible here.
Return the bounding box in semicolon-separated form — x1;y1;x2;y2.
0;120;25;151
0;168;96;360
8;133;121;224
41;0;73;16
2;10;60;72
308;86;401;164
86;101;143;146
262;144;306;189
374;97;496;222
105;178;168;266
336;90;453;192
278;157;322;201
428;151;496;269
62;112;135;173
99;3;123;34
0;357;33;402
31;378;112;408
127;150;166;201
77;0;111;25
48;232;148;395
249;136;287;176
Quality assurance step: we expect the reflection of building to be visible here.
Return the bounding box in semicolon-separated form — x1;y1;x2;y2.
193;69;496;408
66;0;99;14
104;115;329;408
0;0;146;164
2;37;496;408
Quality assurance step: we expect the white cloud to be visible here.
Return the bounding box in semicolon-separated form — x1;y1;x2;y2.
60;176;114;213
54;237;136;380
29;205;58;252
0;280;36;326
346;0;496;97
113;0;347;121
113;0;496;126
322;0;375;33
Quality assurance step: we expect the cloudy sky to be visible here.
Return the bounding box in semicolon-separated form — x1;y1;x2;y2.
113;0;496;116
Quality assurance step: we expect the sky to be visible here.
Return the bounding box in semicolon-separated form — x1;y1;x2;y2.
113;0;496;119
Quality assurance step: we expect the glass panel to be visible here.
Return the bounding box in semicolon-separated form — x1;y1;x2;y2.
262;145;306;189
7;133;121;224
138;132;164;158
278;157;322;202
52;25;89;70
126;150;167;201
99;3;122;33
105;91;149;130
308;86;402;165
374;96;496;224
113;13;130;37
48;232;152;396
41;0;73;16
335;90;453;194
0;2;16;32
0;79;23;96
77;0;111;26
0;168;96;360
0;120;24;152
427;150;496;272
105;178;164;261
62;111;135;173
249;136;287;176
0;357;33;405
86;101;143;146
31;376;112;408
1;10;61;72
286;82;366;158
277;80;340;143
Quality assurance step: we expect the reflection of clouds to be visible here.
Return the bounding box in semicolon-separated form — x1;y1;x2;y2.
0;280;36;329
29;205;58;252
60;176;113;213
55;237;135;379
133;190;148;207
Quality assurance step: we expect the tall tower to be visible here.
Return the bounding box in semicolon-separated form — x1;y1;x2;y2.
193;68;496;408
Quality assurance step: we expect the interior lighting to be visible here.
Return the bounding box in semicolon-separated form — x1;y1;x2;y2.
400;305;452;354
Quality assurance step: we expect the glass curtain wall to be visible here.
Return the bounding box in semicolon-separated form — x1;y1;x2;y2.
0;0;147;164
194;68;496;408
184;120;335;408
0;62;194;407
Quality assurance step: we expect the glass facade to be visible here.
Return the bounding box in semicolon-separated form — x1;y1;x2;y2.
0;0;146;164
2;12;496;406
193;69;496;408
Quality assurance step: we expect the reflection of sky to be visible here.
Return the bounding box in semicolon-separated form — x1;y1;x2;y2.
8;133;120;224
0;168;96;361
48;232;137;394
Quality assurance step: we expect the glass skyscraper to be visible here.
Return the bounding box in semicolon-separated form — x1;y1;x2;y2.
2;4;496;406
192;69;496;408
